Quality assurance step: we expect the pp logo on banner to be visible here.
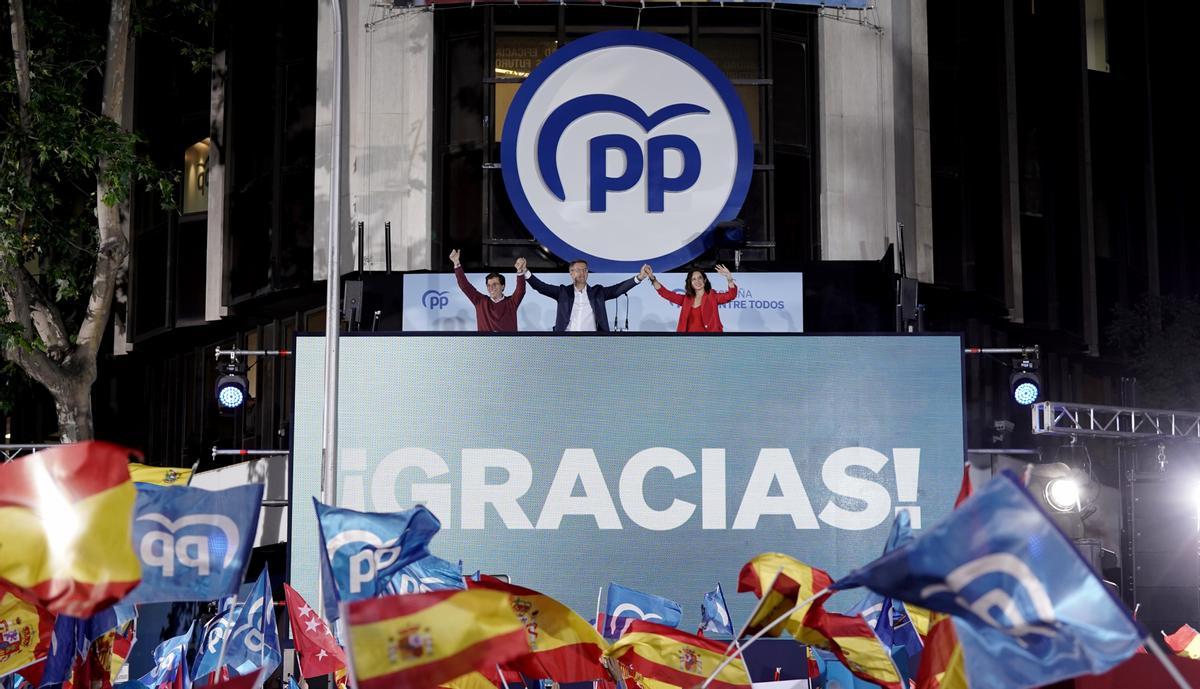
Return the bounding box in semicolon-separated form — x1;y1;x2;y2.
138;512;240;576
502;31;752;272
421;290;450;310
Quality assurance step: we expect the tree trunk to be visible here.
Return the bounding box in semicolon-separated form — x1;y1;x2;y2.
52;381;95;443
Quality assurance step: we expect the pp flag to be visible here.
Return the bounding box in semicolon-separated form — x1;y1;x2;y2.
0;583;55;678
699;584;733;636
343;589;529;689
603;584;682;640
220;569;281;679
124;484;264;604
737;553;832;637
388;556;466;594
0;442;141;616
603;620;750;689
468;574;610;682
138;624;194;689
833;471;1145;689
282;584;344;677
313;499;441;603
191;607;238;683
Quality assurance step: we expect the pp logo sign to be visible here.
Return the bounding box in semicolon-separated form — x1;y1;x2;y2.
502;31;752;272
421;290;449;310
137;512;240;577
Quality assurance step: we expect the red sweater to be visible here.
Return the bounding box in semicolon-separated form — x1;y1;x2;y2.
455;267;525;332
655;282;738;332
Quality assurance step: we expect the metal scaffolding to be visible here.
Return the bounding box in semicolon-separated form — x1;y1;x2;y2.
1032;401;1200;440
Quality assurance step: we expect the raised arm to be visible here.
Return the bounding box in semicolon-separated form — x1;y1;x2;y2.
511;257;527;306
647;266;685;305
450;249;484;305
524;265;559;298
714;264;738;304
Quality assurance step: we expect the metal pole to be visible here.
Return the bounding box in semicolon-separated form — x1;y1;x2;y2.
215;348;292;358
964;345;1040;357
318;0;346;623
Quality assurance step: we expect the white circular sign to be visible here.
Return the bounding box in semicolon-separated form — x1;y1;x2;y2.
501;31;753;272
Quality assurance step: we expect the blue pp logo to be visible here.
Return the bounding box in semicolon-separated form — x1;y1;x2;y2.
421;290;449;309
502;31;752;272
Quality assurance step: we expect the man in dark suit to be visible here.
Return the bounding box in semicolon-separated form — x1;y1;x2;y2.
520;258;649;332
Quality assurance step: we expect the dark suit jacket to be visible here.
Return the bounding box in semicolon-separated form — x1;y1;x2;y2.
526;274;640;332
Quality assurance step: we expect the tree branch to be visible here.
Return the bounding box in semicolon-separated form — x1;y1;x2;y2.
76;0;132;363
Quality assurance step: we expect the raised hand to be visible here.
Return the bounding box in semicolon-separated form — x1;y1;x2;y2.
639;264;653;280
515;257;528;274
449;249;461;268
715;263;732;279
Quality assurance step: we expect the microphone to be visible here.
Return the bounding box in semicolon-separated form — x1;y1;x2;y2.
614;298;620;331
624;293;630;331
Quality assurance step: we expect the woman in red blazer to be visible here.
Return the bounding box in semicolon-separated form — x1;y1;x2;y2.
646;264;738;332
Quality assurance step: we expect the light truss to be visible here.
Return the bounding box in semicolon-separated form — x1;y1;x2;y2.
1032;401;1200;440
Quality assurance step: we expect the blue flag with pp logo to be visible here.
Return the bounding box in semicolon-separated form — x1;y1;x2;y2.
387;555;465;594
191;606;239;682
603;583;682;640
313;498;441;603
699;583;733;636
125;484;264;604
138;623;194;689
844;510;922;670
833;471;1145;689
220;568;281;679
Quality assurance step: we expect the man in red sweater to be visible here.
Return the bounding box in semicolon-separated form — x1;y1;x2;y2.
450;250;526;332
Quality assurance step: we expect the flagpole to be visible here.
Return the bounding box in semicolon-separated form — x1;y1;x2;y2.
724;568;783;656
594;587;603;635
1142;636;1195;689
701;587;830;689
213;596;238;683
716;582;754;688
494;664;512;689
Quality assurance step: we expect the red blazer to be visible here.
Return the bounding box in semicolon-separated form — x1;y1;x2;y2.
655;283;738;332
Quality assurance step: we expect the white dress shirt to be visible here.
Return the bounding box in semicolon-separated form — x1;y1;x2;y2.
568;286;596;331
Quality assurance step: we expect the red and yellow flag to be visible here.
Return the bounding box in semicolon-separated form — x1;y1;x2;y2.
0;582;56;677
604;620;750;689
790;593;903;689
1163;624;1200;660
345;588;530;689
915;612;968;689
737;553;832;637
0;442;141;616
468;574;610;682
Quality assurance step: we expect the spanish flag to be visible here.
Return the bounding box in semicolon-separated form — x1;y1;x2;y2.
0;442;141;616
127;463;192;487
1163;624;1200;660
604;620;750;689
790;592;903;689
915;612;968;689
468;574;610;682
737;553;832;637
344;588;530;689
0;582;55;678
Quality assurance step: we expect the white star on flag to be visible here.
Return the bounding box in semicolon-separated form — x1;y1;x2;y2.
305;618;321;633
298;604;312;618
316;649;328;661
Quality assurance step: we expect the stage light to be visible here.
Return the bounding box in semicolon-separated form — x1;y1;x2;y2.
1010;357;1041;405
215;360;248;410
1045;478;1081;512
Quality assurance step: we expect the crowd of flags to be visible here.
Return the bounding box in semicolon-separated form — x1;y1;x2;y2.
0;443;1194;689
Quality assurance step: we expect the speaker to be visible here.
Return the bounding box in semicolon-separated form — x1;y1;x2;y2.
1129;477;1200;635
357;274;406;332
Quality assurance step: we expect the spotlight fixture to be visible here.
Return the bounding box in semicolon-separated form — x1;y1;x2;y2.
1010;357;1041;406
1044;477;1081;512
214;358;248;410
